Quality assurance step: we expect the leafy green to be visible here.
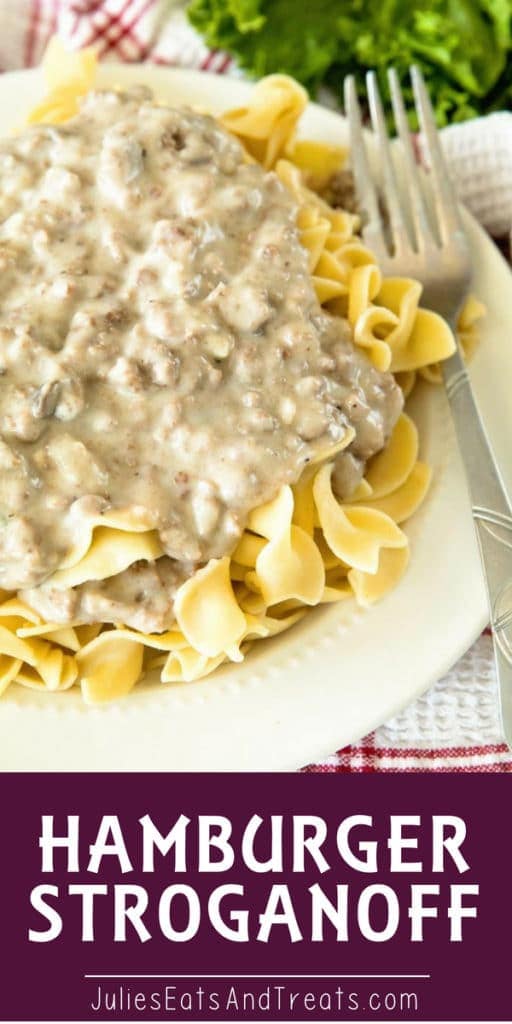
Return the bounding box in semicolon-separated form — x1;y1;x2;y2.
187;0;512;125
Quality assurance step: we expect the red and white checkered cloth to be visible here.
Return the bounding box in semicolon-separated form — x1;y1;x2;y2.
1;0;510;773
0;0;228;73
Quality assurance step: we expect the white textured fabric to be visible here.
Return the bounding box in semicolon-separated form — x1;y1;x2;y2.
377;633;500;748
440;113;512;238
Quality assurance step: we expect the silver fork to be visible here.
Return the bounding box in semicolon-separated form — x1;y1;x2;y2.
344;67;512;749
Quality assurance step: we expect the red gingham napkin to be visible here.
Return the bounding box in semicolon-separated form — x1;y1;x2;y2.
0;0;230;72
1;0;510;773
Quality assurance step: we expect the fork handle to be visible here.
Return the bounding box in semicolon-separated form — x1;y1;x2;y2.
441;344;512;748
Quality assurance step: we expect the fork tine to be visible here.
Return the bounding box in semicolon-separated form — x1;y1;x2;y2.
387;68;437;251
366;70;411;257
343;75;386;254
410;65;463;242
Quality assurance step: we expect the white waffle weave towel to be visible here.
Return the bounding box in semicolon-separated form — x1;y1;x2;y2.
440;112;512;238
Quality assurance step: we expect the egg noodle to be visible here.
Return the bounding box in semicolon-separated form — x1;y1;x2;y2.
0;41;484;703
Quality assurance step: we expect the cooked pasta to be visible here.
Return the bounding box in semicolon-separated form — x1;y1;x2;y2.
0;45;484;703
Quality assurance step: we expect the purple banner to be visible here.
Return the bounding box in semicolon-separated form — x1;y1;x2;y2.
0;773;510;1021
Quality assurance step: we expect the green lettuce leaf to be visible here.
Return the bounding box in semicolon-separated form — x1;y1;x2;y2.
187;0;512;125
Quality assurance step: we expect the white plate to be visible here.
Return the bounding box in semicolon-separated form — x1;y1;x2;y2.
1;66;511;770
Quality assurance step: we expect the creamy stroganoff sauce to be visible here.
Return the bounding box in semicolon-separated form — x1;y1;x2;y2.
0;87;402;631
